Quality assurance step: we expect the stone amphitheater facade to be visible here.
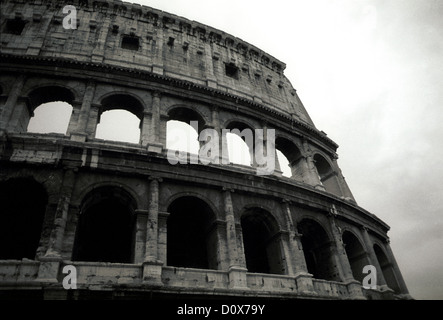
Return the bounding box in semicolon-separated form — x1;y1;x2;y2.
0;0;410;300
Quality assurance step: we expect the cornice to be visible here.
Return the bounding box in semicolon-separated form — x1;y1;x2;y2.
0;53;339;152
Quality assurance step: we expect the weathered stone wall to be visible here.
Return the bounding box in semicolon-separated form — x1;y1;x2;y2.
0;0;311;122
0;0;411;300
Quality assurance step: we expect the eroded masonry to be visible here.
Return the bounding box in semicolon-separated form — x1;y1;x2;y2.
0;0;411;299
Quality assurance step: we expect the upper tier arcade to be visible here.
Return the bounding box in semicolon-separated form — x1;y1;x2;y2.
0;0;315;126
0;0;412;301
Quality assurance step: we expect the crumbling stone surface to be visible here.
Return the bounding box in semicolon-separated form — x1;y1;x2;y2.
0;0;410;300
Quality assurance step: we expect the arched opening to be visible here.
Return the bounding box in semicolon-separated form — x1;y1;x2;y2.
167;196;218;270
166;107;206;156
26;86;75;134
342;231;370;283
226;133;252;166
73;186;136;263
95;110;141;143
225;121;254;166
95;94;144;143
166;120;199;154
0;177;47;260
275;137;304;179
313;154;342;196
374;244;401;293
297;219;338;281
27;102;73;134
276;150;291;177
241;208;284;274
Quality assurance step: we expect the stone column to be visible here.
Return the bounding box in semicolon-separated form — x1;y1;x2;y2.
71;80;96;142
328;213;353;282
360;226;388;289
383;239;411;298
66;101;82;136
140;111;152;146
36;167;77;283
211;106;229;164
159;114;169;148
255;124;277;176
220;128;230;165
157;211;170;266
301;139;325;190
147;92;163;153
273;149;283;176
85;104;100;140
328;206;365;299
281;200;315;294
7;96;31;133
0;74;26;131
223;188;248;289
142;176;164;284
133;209;148;264
307;155;325;191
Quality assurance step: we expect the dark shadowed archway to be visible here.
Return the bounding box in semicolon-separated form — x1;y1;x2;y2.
297;218;339;281
374;244;401;293
241;207;284;274
0;177;47;260
73;186;136;263
342;231;370;283
167;196;218;270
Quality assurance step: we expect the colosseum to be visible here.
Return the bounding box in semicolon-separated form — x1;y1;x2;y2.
0;0;411;300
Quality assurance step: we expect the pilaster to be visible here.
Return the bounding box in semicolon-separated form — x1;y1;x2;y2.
0;74;26;131
281;199;316;295
36;167;77;283
328;206;365;299
71;80;96;142
142;176;164;284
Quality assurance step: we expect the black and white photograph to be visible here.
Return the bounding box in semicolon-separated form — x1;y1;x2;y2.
0;0;441;310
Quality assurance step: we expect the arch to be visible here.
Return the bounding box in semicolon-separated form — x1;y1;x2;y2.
275;136;303;179
27;85;75;112
313;153;342;196
166;119;200;154
95;109;141;143
167;105;207;132
94;93;145;143
99;93;145;120
373;243;401;293
240;207;284;274
167;196;218;270
27;102;73;135
164;191;220;218
166;106;208;156
71;181;142;210
223;119;257;133
0;177;48;260
21;86;76;134
297;218;339;281
72;186;136;263
342;230;370;283
225;120;256;166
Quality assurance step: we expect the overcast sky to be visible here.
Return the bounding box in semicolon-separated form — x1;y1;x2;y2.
27;0;443;300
